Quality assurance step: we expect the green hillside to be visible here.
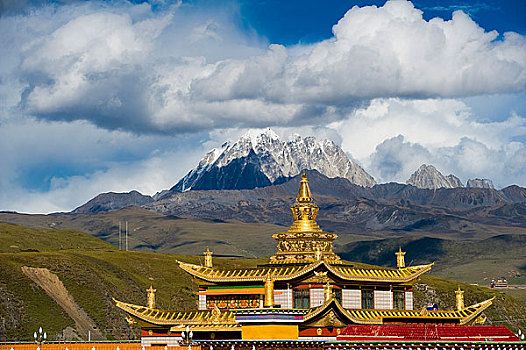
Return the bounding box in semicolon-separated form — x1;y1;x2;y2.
0;208;281;257
0;223;524;342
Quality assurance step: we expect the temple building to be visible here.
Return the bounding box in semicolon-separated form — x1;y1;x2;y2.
114;173;493;345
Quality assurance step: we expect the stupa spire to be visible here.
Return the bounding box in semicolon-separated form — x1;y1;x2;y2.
296;172;313;203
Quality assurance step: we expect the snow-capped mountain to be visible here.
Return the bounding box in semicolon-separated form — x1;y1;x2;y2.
406;164;463;189
171;129;376;191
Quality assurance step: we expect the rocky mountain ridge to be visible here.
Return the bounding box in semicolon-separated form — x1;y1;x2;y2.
73;170;525;218
72;190;153;213
170;129;376;192
406;164;494;190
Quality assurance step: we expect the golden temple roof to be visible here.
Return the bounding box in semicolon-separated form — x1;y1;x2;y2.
303;296;494;325
114;296;492;328
177;259;433;283
113;299;238;329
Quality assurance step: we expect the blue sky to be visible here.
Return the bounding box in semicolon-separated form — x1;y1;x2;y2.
0;0;525;212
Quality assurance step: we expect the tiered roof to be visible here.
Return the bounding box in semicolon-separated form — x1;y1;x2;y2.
177;259;433;283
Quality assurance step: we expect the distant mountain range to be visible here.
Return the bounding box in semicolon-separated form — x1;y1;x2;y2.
73;130;520;223
3;130;524;303
71;169;526;241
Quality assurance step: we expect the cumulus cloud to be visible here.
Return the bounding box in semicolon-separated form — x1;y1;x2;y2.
369;135;526;187
341;98;526;186
330;98;526;161
1;0;525;134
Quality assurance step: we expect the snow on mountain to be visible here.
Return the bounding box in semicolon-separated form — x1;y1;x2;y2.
446;174;464;188
406;164;464;189
171;129;376;191
467;178;495;189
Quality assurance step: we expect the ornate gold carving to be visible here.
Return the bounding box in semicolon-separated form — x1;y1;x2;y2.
126;315;137;324
210;304;221;324
474;314;487;325
314;271;329;283
324;282;333;302
269;173;341;264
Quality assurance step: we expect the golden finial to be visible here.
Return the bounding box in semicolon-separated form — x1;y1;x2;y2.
324;281;333;302
147;285;156;309
264;272;274;308
296;172;313;203
204;247;213;268
395;247;406;268
455;286;464;310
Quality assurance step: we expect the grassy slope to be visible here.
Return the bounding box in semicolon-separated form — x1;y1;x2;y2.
0;208;281;258
0;223;525;342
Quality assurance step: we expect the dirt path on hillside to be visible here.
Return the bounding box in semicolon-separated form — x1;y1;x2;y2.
21;266;103;340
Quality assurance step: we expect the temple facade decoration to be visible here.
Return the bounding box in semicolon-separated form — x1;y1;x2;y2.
114;173;494;345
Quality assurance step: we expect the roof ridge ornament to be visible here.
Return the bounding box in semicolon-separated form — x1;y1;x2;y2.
204;247;213;268
396;247;406;269
147;285;156;309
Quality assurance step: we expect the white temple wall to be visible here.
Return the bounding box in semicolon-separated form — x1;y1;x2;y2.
342;289;361;309
374;290;392;309
310;288;324;307
406;291;413;310
275;289;292;308
141;336;181;347
198;294;206;310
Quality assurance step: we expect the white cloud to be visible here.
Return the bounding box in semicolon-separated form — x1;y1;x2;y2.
1;0;524;134
2;152;199;214
344;98;524;159
339;98;526;186
0;118;205;213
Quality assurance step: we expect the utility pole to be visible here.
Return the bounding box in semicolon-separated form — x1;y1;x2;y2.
125;221;128;251
118;222;122;250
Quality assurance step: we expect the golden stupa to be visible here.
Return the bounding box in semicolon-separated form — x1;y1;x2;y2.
270;172;340;264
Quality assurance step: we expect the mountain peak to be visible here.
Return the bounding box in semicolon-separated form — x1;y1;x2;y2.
171;131;376;192
240;128;280;145
407;164;462;189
